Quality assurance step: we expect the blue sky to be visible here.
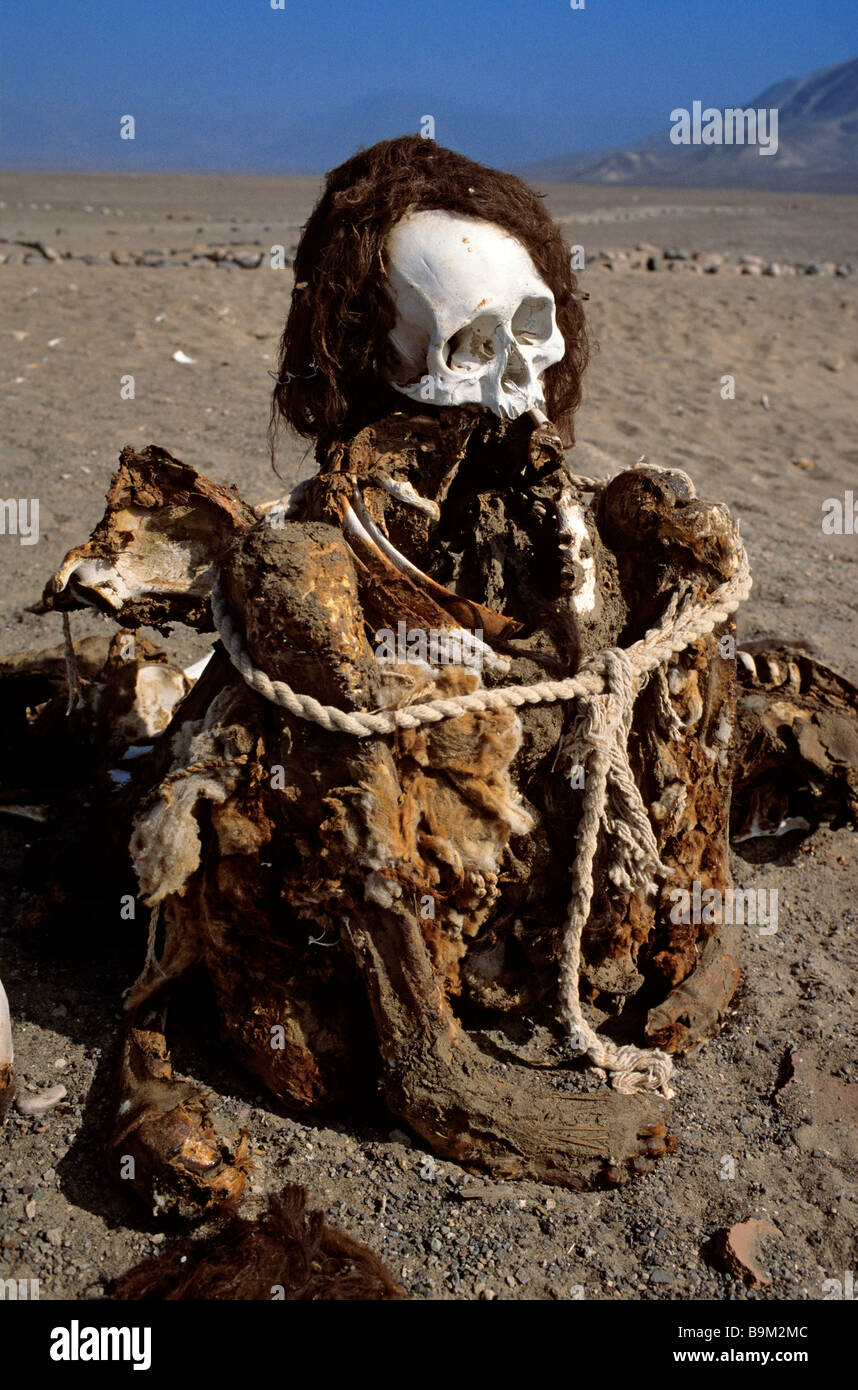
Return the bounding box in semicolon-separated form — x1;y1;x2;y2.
1;0;855;172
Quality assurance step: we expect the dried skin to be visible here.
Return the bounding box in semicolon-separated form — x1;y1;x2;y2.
732;640;858;839
20;416;770;1200
109;1023;250;1220
112;415;749;1191
37;445;257;632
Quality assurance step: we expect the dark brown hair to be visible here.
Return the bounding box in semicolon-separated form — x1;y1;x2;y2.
270;135;589;455
115;1186;405;1301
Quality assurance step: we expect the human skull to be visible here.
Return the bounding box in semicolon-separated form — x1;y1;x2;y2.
382;210;565;420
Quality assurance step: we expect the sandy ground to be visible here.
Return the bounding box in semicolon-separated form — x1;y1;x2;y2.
0;172;856;1301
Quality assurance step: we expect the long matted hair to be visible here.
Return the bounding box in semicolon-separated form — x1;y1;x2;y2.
270;135;589;454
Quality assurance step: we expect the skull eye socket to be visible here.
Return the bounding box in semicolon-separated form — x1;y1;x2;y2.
511;296;554;345
444;314;498;372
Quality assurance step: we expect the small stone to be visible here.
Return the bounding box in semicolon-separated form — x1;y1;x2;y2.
663;247;690;260
762;263;781;276
419;1155;438;1182
804;262;821;275
791;458;814;471
110;249;132;265
646;256;659;272
649;1269;673;1284
46;1228;62;1247
821;357;845;373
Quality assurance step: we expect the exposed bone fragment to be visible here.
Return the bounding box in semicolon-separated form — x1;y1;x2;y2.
15;1083;67;1117
0;976;13;1123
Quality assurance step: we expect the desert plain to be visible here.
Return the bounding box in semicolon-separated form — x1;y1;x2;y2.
0;170;856;1300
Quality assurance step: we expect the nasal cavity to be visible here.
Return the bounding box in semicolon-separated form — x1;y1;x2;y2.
501;342;528;388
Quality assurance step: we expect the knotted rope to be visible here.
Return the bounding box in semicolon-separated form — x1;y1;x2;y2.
558;649;676;1097
209;536;751;1098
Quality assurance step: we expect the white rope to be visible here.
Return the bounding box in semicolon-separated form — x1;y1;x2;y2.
210;547;750;737
559;649;676;1097
209;528;751;1097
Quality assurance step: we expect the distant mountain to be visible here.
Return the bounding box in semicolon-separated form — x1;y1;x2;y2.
524;57;858;191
